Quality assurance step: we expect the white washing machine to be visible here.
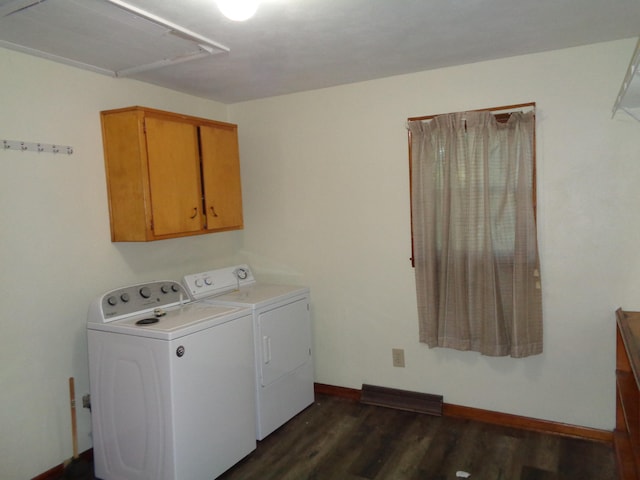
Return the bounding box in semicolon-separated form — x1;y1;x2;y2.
183;265;314;440
87;280;256;480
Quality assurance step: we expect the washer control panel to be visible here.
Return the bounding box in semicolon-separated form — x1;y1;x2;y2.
183;264;255;300
93;281;188;322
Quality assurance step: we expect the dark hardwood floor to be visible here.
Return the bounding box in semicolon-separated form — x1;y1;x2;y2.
50;393;616;480
218;394;617;480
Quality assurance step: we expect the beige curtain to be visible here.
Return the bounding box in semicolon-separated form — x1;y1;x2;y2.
409;110;542;358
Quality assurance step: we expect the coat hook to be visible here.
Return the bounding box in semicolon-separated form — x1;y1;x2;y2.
2;139;74;155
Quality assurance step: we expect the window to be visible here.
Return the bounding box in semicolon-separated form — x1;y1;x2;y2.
407;104;542;358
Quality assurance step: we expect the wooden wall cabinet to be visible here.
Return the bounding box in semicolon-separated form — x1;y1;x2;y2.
615;308;640;480
100;106;243;242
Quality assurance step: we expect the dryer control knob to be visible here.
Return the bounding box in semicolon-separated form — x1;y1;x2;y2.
107;295;118;306
195;279;203;288
204;277;213;285
120;293;130;303
139;287;151;298
235;268;249;280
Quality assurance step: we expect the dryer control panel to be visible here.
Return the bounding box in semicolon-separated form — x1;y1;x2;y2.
183;264;255;300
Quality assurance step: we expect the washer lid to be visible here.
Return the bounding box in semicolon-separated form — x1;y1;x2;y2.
87;302;250;340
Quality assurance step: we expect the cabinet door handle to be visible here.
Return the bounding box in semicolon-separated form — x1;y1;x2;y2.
190;207;198;219
209;206;219;217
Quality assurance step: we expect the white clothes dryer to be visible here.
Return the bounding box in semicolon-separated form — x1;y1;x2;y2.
87;280;256;480
183;265;314;440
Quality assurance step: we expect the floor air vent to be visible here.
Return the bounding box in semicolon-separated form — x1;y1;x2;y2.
360;384;443;416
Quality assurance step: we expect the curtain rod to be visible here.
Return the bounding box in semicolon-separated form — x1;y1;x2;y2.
407;102;536;122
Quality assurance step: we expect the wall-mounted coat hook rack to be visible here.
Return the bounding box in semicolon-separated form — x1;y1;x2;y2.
3;139;74;155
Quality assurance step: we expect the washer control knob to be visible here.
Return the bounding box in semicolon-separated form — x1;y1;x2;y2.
161;284;170;294
107;295;118;306
171;284;180;292
120;293;130;303
195;279;203;288
139;287;151;299
204;277;213;286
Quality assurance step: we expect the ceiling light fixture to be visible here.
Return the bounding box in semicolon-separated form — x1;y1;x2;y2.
216;0;260;21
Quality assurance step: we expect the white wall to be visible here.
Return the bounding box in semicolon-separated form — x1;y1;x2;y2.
0;49;241;479
2;38;640;480
229;38;640;433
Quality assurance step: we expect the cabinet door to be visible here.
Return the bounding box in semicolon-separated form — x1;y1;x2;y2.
145;116;203;237
199;124;244;231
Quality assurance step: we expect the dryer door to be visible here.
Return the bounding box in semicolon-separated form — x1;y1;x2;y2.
257;297;311;387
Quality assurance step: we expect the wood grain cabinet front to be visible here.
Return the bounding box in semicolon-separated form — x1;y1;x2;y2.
100;106;243;241
615;308;640;480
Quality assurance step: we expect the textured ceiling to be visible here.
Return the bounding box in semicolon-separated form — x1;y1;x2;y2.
1;0;639;104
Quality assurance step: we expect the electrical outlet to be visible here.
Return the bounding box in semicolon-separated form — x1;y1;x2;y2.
392;348;405;367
